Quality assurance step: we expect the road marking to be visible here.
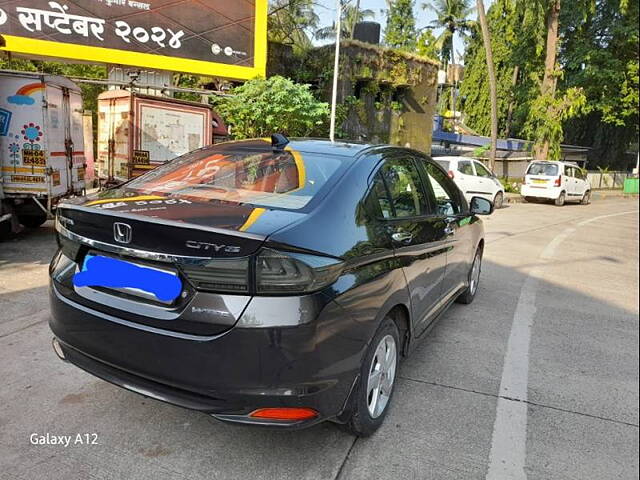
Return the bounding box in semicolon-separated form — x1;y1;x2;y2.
485;209;638;480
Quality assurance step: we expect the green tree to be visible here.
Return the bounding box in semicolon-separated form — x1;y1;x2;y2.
422;0;474;68
315;2;375;41
560;0;639;167
459;0;518;136
210;76;329;139
385;0;418;51
459;0;614;161
416;29;441;59
475;0;499;170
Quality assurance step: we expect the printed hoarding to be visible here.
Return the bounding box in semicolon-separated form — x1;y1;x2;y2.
0;1;267;79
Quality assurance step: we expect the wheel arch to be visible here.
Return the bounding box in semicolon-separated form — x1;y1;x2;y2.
386;304;411;357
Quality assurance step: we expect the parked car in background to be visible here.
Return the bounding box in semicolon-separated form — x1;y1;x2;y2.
521;161;591;206
435;156;505;209
49;136;493;437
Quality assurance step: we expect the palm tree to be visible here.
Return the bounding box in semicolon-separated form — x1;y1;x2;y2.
422;0;474;70
268;0;320;51
315;1;375;41
475;0;498;171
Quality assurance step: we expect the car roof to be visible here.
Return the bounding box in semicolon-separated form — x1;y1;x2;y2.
215;138;378;160
434;156;478;162
529;160;575;166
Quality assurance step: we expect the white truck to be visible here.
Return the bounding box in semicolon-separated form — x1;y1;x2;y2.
0;70;87;235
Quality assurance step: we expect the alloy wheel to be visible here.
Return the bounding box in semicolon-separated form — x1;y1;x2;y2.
469;252;481;296
366;334;397;418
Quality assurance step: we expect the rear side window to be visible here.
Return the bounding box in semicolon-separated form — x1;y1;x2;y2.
527;163;559;176
127;143;347;211
474;162;492;177
423;162;463;216
371;157;428;218
436;160;450;171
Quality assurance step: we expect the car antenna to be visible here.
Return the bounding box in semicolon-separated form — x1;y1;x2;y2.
271;133;289;151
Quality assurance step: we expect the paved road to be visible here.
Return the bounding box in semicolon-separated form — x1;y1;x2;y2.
1;198;638;480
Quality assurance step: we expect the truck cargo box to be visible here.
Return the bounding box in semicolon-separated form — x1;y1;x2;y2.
1;70;89;231
97;90;215;183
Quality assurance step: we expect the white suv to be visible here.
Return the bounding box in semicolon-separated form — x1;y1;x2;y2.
435;156;505;208
521;161;591;206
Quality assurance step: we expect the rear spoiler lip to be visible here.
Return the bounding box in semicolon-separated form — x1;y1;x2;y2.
56;203;267;242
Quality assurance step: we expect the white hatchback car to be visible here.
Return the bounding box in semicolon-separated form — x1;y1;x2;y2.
520;161;591;206
435;156;505;208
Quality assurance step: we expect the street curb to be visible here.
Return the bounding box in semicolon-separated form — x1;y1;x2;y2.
505;191;638;204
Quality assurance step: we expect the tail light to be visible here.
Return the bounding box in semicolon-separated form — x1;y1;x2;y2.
448;170;455;179
256;248;343;294
180;257;250;294
181;249;343;295
554;175;562;187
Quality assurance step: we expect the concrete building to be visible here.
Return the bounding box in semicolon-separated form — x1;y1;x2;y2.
269;40;439;153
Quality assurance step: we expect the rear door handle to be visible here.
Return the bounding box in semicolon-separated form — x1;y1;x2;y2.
392;232;413;243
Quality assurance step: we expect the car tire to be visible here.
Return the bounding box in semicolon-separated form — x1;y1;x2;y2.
493;192;504;209
18;214;48;229
341;317;400;437
456;246;483;305
581;190;591;205
554;191;566;207
0;219;11;241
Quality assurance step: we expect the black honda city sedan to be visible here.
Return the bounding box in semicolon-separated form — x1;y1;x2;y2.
49;136;492;436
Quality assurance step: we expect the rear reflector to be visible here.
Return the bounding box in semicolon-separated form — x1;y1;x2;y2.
249;407;318;421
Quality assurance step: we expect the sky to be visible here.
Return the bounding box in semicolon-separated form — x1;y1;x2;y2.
311;0;492;63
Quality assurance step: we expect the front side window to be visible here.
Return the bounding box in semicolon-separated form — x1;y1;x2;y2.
423;162;463;216
376;157;428;218
474;161;492;177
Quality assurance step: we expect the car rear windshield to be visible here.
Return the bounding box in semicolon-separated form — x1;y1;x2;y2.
436;160;450;170
527;163;559;176
127;144;348;210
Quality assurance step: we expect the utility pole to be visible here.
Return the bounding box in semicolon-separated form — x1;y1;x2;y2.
329;0;343;142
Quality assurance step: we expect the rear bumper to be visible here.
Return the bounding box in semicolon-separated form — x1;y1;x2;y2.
49;283;365;429
521;184;562;199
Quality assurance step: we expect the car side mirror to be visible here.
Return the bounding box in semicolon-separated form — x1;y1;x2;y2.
470;196;494;215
